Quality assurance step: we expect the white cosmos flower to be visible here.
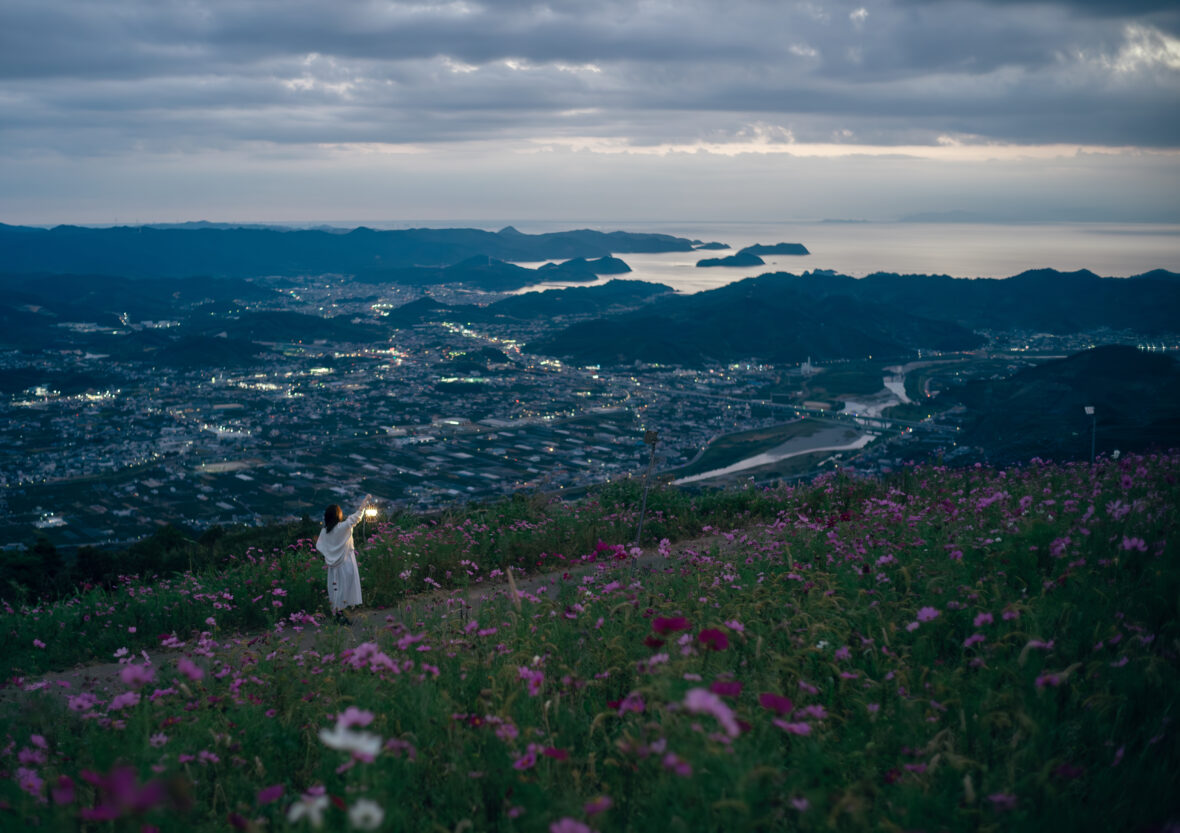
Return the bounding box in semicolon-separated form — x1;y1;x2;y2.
287;794;330;828
348;798;386;830
318;724;382;760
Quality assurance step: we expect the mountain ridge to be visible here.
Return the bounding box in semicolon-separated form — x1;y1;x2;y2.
0;224;695;279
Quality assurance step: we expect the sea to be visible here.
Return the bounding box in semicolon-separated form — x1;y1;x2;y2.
323;219;1180;295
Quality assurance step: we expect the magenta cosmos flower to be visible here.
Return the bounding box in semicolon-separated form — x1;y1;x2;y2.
697;628;729;651
758;692;794;716
652;616;691;635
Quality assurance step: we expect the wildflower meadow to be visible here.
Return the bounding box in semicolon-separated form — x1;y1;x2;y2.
1;453;1177;831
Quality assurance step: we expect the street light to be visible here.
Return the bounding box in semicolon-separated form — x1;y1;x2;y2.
1084;406;1096;465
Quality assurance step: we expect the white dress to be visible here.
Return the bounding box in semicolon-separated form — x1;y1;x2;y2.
315;504;365;612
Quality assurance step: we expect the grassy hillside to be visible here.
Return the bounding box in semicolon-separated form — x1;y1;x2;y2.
1;455;1177;831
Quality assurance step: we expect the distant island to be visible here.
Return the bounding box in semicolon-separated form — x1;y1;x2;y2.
696;252;765;268
538;255;632;277
356;255;631;291
693;242;730;250
738;242;810;256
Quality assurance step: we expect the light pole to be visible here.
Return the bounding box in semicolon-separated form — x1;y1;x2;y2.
1084;406;1096;465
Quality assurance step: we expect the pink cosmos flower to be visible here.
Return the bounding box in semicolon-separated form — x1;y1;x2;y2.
616;691;645;715
973;612;994;627
662;752;692;777
33;638;46;649
517;667;545;697
19;746;47;766
176;656;204;682
834;645;851;661
68;692;99;712
683;688;740;737
384;738;418;760
550;819;592;833
257;784;284;805
108;691;140;711
512;747;537;771
120;663;155;689
336;706;375;729
773;720;812;736
916;606;940;622
17;768;44;799
584;796;613;816
51;775;75;805
963;633;986;648
78;766;165;821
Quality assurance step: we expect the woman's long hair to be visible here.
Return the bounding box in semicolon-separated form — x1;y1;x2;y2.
323;504;344;533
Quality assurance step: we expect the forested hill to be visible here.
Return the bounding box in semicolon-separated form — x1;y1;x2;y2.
0;224;695;279
763;268;1180;334
530;270;1180;366
529;275;983;366
952;345;1180;463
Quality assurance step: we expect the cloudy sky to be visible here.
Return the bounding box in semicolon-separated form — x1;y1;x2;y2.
2;0;1178;224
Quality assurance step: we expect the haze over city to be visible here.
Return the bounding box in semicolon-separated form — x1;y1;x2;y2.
2;0;1178;224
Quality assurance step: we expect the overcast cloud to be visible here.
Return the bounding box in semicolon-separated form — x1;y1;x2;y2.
1;0;1177;223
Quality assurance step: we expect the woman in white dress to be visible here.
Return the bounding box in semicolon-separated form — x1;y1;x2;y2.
316;495;371;624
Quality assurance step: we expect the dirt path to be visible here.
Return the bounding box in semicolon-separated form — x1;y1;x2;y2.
3;530;757;705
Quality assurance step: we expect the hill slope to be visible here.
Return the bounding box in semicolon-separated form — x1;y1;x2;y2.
530;274;984;365
1;457;1176;831
953;345;1180;462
